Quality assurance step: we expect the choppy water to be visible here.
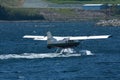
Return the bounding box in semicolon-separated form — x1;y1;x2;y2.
0;21;120;80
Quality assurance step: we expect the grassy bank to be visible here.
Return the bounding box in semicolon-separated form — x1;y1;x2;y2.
29;8;108;21
45;0;120;4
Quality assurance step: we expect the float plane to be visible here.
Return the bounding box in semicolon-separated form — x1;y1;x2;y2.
23;31;111;54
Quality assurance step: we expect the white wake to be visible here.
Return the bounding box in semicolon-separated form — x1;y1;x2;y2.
0;50;93;60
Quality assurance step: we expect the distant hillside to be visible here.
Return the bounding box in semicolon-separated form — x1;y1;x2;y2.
0;0;119;21
0;0;24;7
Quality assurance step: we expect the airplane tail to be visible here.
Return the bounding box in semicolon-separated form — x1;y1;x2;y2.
47;31;53;39
47;31;57;44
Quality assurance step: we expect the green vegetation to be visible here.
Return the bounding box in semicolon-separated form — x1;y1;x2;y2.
0;0;24;7
45;0;120;4
0;6;45;20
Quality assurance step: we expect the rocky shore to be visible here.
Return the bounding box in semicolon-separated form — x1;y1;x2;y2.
96;19;120;27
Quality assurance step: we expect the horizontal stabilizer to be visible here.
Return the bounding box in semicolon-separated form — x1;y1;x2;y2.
23;35;47;40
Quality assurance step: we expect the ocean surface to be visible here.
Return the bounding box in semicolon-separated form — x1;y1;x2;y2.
0;21;120;80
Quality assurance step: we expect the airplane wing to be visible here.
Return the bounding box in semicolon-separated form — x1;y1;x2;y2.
23;35;111;41
68;35;111;40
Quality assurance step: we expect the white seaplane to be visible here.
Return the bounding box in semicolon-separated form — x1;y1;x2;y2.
23;31;111;56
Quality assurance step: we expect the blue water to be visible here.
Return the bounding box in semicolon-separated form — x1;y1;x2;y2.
0;21;120;80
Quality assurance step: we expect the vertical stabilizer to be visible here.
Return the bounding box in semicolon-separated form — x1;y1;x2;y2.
47;31;57;44
47;31;53;39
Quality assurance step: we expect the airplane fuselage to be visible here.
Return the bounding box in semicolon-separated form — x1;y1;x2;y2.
47;40;80;49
